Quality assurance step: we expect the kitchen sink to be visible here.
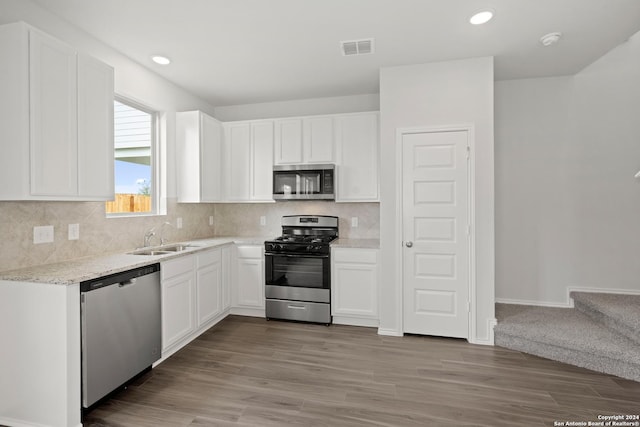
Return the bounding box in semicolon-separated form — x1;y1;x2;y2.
130;249;174;256
161;244;192;252
129;243;197;256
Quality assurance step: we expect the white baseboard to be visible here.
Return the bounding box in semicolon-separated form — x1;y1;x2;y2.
497;286;640;309
469;317;497;346
229;306;265;317
495;297;571;308
565;286;640;307
377;327;403;337
333;316;379;328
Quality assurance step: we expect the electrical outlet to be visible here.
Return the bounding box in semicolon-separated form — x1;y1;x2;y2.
351;217;359;228
209;216;214;226
176;217;183;229
68;223;80;240
33;225;54;244
260;216;266;226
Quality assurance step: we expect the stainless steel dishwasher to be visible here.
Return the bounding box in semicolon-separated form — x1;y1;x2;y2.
80;263;161;408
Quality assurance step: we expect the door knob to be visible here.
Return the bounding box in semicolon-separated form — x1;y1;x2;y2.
405;241;413;248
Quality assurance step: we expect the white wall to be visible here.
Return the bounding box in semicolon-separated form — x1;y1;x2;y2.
214;93;379;121
495;30;640;305
379;57;495;343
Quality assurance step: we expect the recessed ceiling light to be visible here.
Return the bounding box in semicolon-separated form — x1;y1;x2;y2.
151;55;171;65
469;10;494;25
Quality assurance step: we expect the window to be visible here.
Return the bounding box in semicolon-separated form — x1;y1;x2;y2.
106;98;158;215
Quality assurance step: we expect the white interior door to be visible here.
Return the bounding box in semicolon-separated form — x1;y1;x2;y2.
402;130;470;338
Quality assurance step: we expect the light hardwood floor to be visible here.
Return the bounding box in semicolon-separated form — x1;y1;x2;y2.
84;315;640;426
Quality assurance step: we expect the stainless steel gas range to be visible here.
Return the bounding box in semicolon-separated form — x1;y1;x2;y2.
264;215;338;325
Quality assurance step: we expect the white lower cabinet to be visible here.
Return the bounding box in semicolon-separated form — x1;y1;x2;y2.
161;246;231;358
161;255;196;353
196;249;223;326
331;247;379;327
221;245;232;311
231;244;265;317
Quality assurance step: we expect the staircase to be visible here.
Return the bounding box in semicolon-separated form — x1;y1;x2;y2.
494;292;640;382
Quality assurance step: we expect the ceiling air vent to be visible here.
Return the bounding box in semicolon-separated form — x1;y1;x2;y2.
340;38;374;56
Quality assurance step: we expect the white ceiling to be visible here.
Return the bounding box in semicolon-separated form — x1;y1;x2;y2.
31;0;640;107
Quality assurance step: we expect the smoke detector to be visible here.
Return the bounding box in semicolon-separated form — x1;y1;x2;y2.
340;38;375;56
540;32;562;47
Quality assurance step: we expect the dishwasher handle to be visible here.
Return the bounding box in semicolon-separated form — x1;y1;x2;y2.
118;278;137;287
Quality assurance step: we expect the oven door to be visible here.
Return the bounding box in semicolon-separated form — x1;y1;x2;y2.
265;252;329;289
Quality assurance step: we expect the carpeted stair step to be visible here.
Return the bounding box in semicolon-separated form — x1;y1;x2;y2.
494;304;640;382
570;291;640;345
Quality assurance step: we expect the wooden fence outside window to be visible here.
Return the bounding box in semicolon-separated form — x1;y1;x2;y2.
105;194;152;213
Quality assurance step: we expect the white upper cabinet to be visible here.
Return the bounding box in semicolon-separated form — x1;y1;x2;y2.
224;122;251;201
176;111;223;202
274;119;303;164
223;120;274;202
274;116;335;165
335;112;379;202
251;121;275;201
77;53;115;199
303;116;334;163
0;22;114;201
29;29;78;197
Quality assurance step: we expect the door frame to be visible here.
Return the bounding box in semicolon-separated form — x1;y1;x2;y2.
395;124;477;340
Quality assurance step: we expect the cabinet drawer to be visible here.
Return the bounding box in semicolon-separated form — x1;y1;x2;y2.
266;299;330;324
332;248;377;264
161;255;196;280
197;248;220;267
236;245;262;259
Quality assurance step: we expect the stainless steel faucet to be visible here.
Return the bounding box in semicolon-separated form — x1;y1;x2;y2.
159;221;174;245
143;228;156;247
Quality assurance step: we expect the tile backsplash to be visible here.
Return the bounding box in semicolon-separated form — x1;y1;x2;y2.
213;202;379;239
0;199;218;272
0;199;379;272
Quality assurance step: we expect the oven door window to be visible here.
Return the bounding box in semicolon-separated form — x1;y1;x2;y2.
274;171;321;195
266;254;328;289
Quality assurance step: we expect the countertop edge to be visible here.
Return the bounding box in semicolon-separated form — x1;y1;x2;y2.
0;237;263;286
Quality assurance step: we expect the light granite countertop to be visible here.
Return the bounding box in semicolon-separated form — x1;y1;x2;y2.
0;236;379;286
0;237;269;286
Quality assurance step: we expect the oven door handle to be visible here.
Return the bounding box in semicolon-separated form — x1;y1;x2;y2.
264;253;329;259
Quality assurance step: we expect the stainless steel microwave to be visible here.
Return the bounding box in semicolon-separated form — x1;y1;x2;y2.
273;164;335;200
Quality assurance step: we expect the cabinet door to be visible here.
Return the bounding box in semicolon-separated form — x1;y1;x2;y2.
333;263;378;318
332;248;379;320
221;246;232;310
251;121;274;201
77;53;114;199
201;114;223;201
303;116;334;163
335;113;379;202
274;119;303;164
235;256;264;308
225;123;251;200
196;252;222;326
161;270;196;351
29;29;78;196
